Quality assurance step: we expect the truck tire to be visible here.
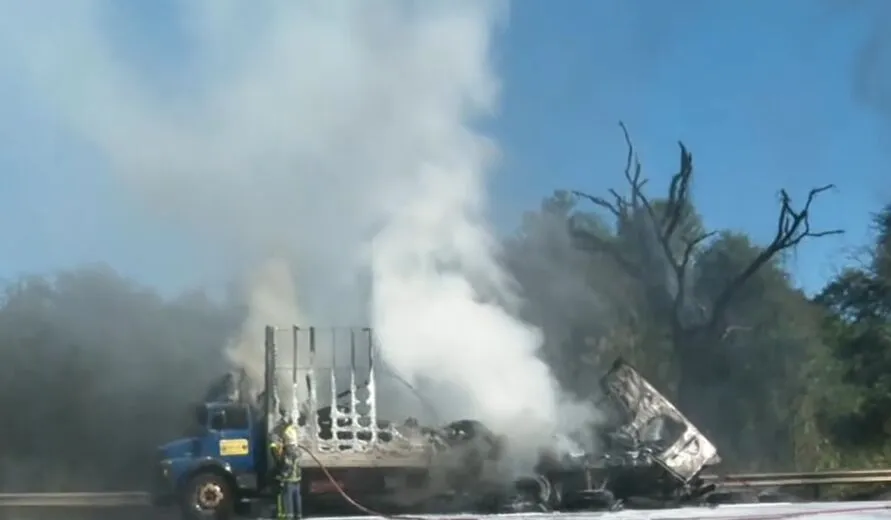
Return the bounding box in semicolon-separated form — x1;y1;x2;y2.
180;472;235;520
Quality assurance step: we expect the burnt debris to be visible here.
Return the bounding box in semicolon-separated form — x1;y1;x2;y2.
529;358;721;512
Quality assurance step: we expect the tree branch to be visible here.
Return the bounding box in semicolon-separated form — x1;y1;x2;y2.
672;231;717;331
615;124;708;335
721;325;753;341
571;190;625;220
573;122;843;345
574;122;709;333
706;184;843;331
663;143;693;240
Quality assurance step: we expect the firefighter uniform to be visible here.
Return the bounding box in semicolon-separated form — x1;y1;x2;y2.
270;419;302;520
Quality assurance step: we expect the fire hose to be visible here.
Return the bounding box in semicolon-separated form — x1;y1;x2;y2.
297;445;435;520
296;444;549;519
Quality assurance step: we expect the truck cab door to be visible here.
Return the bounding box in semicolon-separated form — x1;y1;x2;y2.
208;406;256;477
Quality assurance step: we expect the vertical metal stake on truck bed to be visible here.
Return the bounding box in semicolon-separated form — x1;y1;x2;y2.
292;326;299;421
365;327;378;443
308;327;318;450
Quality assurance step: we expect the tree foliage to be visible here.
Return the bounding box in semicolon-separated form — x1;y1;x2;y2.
0;265;243;491
815;205;891;463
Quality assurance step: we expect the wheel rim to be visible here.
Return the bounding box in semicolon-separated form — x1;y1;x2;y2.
196;482;224;509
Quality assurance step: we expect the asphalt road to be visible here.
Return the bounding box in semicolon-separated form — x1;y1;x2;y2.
1;496;891;520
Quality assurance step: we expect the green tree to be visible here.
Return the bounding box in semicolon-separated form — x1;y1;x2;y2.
816;204;891;465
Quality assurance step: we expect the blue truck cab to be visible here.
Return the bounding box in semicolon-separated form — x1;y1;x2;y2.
154;400;274;519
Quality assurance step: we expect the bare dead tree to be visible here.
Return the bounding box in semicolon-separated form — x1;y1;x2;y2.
571;122;843;343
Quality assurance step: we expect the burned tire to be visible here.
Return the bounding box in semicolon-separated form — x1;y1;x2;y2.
180;472;235;520
562;488;618;511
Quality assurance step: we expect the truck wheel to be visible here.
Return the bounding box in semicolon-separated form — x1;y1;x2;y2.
181;472;235;520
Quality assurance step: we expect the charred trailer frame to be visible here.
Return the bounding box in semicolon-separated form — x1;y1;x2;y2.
536;359;722;510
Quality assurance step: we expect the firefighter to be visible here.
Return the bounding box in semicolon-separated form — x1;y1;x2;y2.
270;413;302;520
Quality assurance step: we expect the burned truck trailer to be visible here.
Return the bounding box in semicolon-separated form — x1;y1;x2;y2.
152;326;510;519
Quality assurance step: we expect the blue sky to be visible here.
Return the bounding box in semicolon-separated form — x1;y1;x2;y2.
0;0;887;294
490;0;889;293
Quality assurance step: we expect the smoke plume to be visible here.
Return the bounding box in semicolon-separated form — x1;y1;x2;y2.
225;257;305;387
0;1;594;455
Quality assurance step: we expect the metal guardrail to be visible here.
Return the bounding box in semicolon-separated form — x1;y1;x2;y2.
3;470;891;507
706;469;891;480
0;492;150;507
704;469;891;489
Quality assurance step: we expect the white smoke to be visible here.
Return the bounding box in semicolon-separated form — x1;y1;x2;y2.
225;257;305;388
371;162;589;440
0;0;595;454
